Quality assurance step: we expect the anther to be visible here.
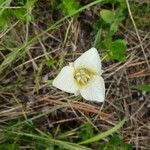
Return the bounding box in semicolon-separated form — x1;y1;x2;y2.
74;68;92;86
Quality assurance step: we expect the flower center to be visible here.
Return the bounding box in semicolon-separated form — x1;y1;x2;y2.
74;68;94;86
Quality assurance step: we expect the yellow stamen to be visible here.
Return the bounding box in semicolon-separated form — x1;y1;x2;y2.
74;67;95;87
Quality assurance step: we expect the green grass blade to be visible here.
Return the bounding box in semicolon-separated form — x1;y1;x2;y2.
10;131;92;150
0;0;12;16
132;84;150;92
79;117;127;144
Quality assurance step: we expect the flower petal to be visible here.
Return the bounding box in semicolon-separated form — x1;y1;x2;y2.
74;48;102;74
53;66;78;94
80;76;105;102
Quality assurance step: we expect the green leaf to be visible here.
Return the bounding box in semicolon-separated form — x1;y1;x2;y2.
79;117;127;144
0;14;8;28
98;134;132;150
109;135;122;146
50;0;59;10
100;9;115;24
45;59;56;67
45;80;52;86
12;0;36;22
110;8;126;34
0;0;5;5
132;84;150;92
119;0;127;9
98;143;108;150
78;123;94;141
0;10;11;29
60;0;80;16
108;39;127;62
25;0;37;8
12;8;32;22
93;29;101;48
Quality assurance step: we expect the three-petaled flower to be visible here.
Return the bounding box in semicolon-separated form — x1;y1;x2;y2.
52;48;105;102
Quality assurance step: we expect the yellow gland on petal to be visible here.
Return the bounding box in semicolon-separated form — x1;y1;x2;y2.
74;67;95;87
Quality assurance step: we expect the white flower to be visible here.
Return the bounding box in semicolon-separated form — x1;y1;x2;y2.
52;48;105;102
